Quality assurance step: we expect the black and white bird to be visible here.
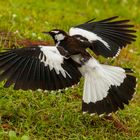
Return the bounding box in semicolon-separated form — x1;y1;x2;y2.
0;16;137;116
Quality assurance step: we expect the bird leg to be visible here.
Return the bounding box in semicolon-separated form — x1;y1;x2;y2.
80;57;90;65
79;52;91;65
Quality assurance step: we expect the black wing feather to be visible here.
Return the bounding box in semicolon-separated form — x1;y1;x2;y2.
71;16;136;58
0;47;81;91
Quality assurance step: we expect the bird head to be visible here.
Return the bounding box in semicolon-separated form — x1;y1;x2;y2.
43;29;68;44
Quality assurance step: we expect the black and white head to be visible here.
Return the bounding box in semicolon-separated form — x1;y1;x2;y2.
43;29;68;43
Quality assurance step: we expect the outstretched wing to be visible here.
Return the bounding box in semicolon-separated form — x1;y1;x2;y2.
69;16;136;58
0;46;81;90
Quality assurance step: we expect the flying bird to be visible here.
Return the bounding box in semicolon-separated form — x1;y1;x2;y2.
0;16;137;116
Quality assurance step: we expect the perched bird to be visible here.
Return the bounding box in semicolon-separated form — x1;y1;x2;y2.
0;16;136;116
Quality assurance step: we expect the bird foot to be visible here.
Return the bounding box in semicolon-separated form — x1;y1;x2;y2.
80;57;89;65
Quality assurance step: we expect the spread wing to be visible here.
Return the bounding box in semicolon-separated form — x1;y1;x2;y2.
69;16;136;58
0;46;81;90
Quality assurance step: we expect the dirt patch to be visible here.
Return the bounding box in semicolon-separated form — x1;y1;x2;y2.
0;30;53;48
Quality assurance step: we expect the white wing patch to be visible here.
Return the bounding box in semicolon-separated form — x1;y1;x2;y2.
79;58;126;103
69;27;110;50
39;46;71;78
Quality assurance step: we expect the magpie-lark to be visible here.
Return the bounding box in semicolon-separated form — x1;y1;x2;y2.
0;16;137;116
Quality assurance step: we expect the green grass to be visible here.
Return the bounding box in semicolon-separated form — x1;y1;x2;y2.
0;0;140;139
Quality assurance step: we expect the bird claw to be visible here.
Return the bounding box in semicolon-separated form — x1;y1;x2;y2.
80;57;89;65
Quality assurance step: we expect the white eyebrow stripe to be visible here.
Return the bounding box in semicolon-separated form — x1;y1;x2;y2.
51;31;59;33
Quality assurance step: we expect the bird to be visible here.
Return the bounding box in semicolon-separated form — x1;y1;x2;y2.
0;16;137;116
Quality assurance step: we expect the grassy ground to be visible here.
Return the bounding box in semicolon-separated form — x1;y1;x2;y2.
0;0;140;139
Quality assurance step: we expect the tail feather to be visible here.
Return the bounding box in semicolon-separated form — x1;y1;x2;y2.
81;58;136;115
